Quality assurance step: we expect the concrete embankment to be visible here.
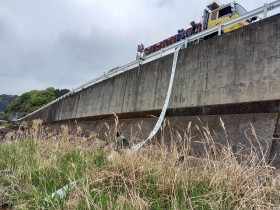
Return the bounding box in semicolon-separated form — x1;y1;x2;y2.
22;14;280;123
21;14;280;166
46;113;278;166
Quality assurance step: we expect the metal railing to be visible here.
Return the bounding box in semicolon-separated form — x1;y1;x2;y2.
16;0;280;121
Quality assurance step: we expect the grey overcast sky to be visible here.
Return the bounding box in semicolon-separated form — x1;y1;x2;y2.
0;0;279;95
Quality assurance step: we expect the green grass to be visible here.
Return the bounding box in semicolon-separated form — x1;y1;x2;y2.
0;122;12;127
0;136;280;209
0;139;110;208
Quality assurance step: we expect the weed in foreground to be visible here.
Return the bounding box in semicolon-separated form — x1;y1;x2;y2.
0;119;280;209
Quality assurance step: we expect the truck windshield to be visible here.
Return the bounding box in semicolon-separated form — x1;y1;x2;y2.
219;6;232;18
235;3;247;16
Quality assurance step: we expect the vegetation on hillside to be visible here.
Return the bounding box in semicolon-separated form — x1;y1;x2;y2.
0;95;18;112
7;87;69;116
0;95;19;120
0;112;9;121
0;120;280;209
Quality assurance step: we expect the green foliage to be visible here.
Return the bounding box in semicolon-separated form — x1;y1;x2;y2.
0;139;93;208
0;94;17;112
7;87;69;115
1;137;279;209
54;88;69;98
0;111;9;121
140;171;163;209
93;151;108;167
0;122;12;127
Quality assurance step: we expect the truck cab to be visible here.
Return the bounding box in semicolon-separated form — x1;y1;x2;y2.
206;2;249;33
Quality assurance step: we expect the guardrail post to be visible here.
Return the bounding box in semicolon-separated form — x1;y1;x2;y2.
263;3;268;18
185;38;188;48
139;58;143;66
218;24;222;35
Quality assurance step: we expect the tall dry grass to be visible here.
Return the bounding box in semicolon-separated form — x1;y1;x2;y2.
0;119;279;209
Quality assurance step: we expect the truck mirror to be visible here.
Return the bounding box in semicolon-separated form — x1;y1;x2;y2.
231;3;236;13
251;16;257;22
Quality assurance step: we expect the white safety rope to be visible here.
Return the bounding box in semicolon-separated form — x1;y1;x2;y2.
129;47;180;152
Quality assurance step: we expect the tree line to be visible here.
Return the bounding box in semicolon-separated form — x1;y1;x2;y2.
0;87;69;120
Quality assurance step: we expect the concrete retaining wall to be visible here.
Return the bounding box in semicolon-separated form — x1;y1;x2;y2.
22;14;280;123
20;14;280;166
46;113;278;165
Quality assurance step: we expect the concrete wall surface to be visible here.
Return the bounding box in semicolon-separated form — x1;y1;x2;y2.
46;113;278;165
18;14;280;167
22;14;280;123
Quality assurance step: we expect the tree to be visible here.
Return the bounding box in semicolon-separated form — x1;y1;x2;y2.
7;87;70;116
0;94;18;112
54;89;69;98
0;111;9;121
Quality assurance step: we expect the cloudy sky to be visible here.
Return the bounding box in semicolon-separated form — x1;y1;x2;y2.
0;0;279;95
